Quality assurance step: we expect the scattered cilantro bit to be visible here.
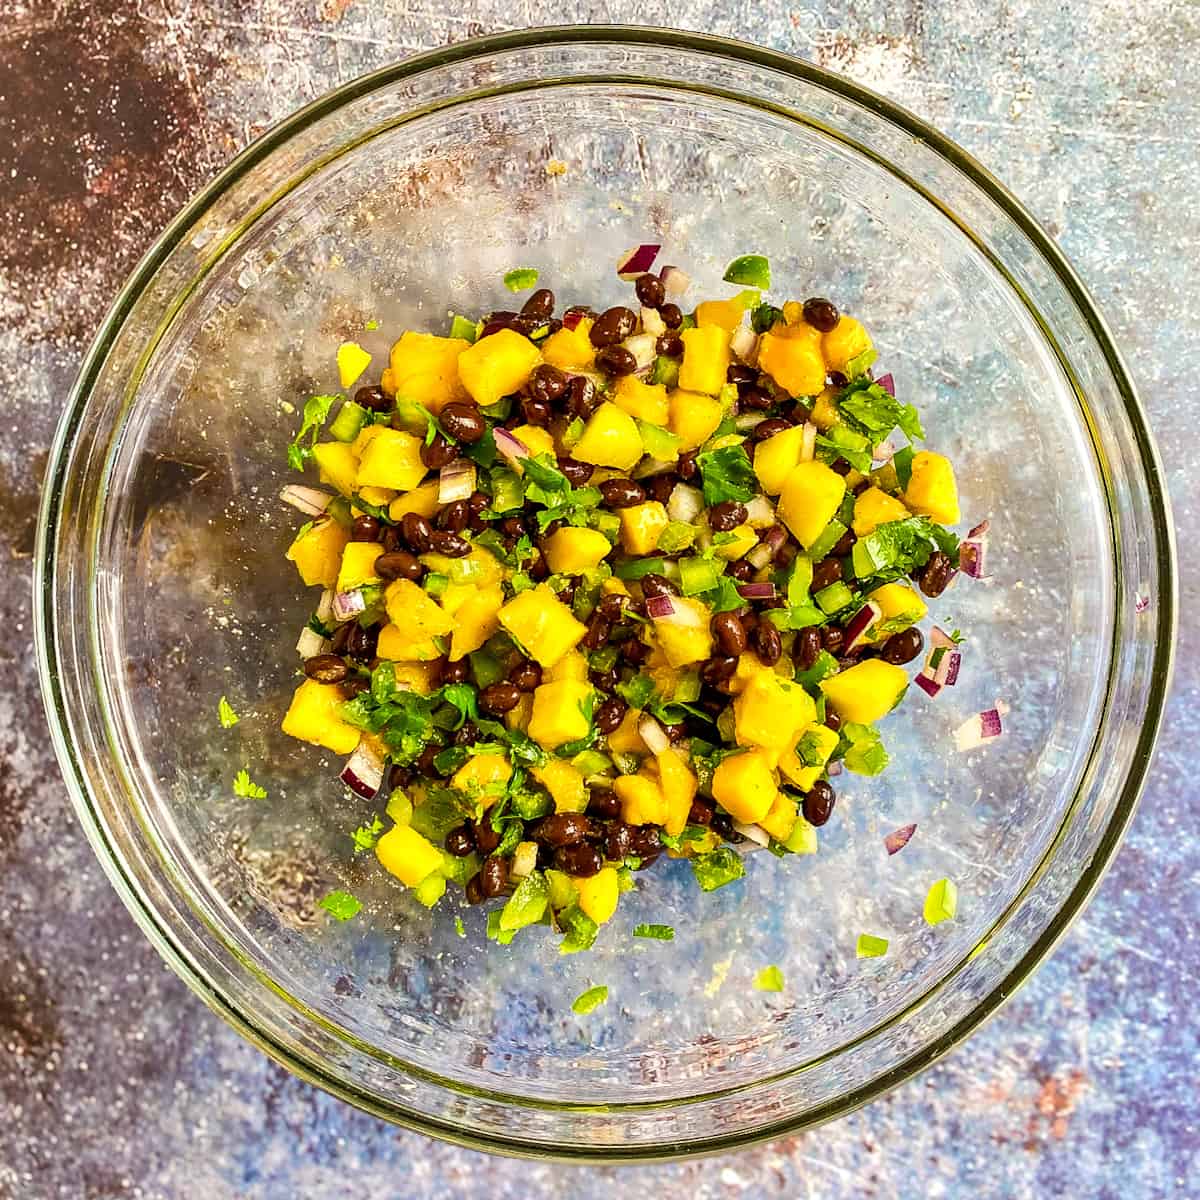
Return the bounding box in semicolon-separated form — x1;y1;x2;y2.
837;377;924;443
651;355;680;388
616;672;657;710
558;905;599;954
503;267;539;292
722;254;771;289
287;393;339;470
753;965;785;992
364;318;379;331
659;824;708;851
319;890;362;921
856;933;889;958
690;847;746;892
893;445;915;491
499;871;550;932
839;723;889;776
924;878;959;926
448;313;479;342
696;444;757;506
633;923;675;941
350;814;384;853
232;769;267;800
571;985;609;1015
751;301;783;334
217;696;239;728
850;516;958;586
455;915;466;938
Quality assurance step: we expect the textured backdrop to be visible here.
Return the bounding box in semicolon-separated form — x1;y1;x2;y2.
3;2;1197;1198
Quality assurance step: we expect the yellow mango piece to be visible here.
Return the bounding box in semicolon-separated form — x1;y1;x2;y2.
903;450;961;526
376;624;442;662
286;516;349;588
759;793;799;842
388;480;441;522
356;428;428;492
612;374;669;425
336;541;383;593
782;300;803;325
753;424;808;495
574;866;619;925
810;387;840;431
712;749;778;825
351;486;396;518
511;424;556;461
337;341;372;388
546;650;589;683
389;331;470;414
391;661;438;694
384;578;455;638
376;824;444;887
652;597;714;667
619;501;670;555
350;423;386;459
540;318;595;370
778;723;839;790
532;759;588;813
281;679;361;754
695;298;746;331
821;316;873;372
498;584;587;668
713;523;757;561
679;326;732;395
757;325;826;397
572;402;644;470
728;651;768;696
452;753;512;802
457;328;541;408
779;460;847;549
607;706;648;754
853;486;911;536
420;547;504;590
667;388;725;451
820;659;910;724
656;747;697;836
449;584;504;660
528;679;593;749
734;671;817;749
544;527;613;574
866;582;928;642
613;773;668;826
312;442;359;496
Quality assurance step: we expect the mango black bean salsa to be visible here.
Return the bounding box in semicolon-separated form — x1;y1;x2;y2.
278;251;968;952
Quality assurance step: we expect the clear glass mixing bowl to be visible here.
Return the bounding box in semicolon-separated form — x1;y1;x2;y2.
35;28;1174;1160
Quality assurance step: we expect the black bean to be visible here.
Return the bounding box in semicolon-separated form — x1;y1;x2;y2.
381;526;403;553
558;456;593;486
422;431;460;470
676;451;698;481
739;388;774;411
340;677;370;699
802;780;836;826
802;296;840;333
439;402;487;444
598;592;628;619
588;788;622;821
350;515;382;543
567;375;600;421
621;638;649;665
354;385;391;412
469;491;489;515
820;625;844;654
555;843;603;877
401;512;434;553
727;363;757;387
751;620;782;666
500;516;526;540
527;362;569;406
711;813;745;844
603;821;635;860
787;402;813;425
480;855;510;898
752;417;792;442
598;478;646;508
479;682;522;714
595;345;638;376
453;720;478;747
428;530;471;557
663;721;687;743
920;551;955;598
465;872;484;904
388;764;412;790
375;550;424;581
659;302;683;329
528;554;549;581
445;825;475;857
811;557;843;590
438;499;471;533
796;627;822;671
726;558;754;583
520;395;552;426
824;710;842;733
830;459;852;476
634;274;666;308
438;656;469;686
471;819;501;854
303;653;349;684
521;288;556;321
709;500;747;532
688;797;716;826
590;666;619;694
416;744;442;776
655;331;684;357
532;813;593;847
581;614;611;651
881;626;925;665
711;611;749;657
645;474;678;505
345;623;378;661
699;655;738;685
594;696;627;734
639;572;678;599
590;305;638;347
831;528;857;558
509;659;542;692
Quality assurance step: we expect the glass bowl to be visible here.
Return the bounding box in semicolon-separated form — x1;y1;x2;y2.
36;27;1174;1160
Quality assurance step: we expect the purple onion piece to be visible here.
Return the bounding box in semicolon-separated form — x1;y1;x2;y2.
645;593;676;620
967;518;991;539
979;707;1003;738
883;823;917;855
331;589;366;622
616;243;661;280
875;373;895;396
914;672;942;698
959;539;987;579
844;601;883;651
493;427;530;467
736;582;777;600
340;742;384;800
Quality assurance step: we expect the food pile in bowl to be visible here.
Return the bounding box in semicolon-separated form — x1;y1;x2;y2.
273;248;985;956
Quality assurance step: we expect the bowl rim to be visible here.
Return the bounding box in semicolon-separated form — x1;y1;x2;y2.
34;24;1177;1161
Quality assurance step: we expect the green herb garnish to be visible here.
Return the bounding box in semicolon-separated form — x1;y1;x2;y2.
839;723;889;776
232;769;267;800
633;923;675;941
690;847;746;892
217;696;239;729
571;985;609;1015
455;915;466;937
319;890;362;921
696;444;757;506
350;814;384;853
503;267;539;292
287;393;339;470
837;377;924;443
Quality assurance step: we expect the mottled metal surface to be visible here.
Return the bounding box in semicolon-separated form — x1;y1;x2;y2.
3;2;1196;1197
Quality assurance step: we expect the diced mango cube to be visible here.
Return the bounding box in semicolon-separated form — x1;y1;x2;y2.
540;318;595;370
613;773;668;826
679;326;732;395
449;584;504;660
452;753;512;802
821;316;873;372
350;423;386;459
713;523;757;560
611;374;670;425
528;679;593;749
652;597;714;667
457;328;541;408
376;624;442;662
574;866;619;924
389;331;470;413
312;442;359;496
498;584;587;668
572;402;644;470
388;480;441;521
758;792;799;842
778;723;839;790
903;450;961;526
420;547;504;590
532;759;588;813
546;650;589;683
667;388;725;451
810;387;840;431
866;582;928;642
544;527;613;574
712;749;778;825
337;341;372;388
695;298;746;331
757;324;826;397
853;486;911;536
384;578;455;638
619;501;670;555
656;747;697;836
779;460;847;549
356;428;428;492
351;486;396;518
376;823;445;887
391;661;439;694
753;424;808;495
281;679;361;754
820;659;910;724
607;706;649;754
734;671;817;749
286;516;349;588
511;423;556;461
336;541;383;593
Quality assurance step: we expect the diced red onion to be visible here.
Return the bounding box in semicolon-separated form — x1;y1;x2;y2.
645;594;676;620
729;325;758;362
651;596;705;628
280;485;333;517
799;421;817;463
438;459;476;503
660;265;690;296
872;439;896;464
640;307;666;337
914;672;943;698
930;626;956;650
939;650;961;687
316;589;336;625
735;412;767;432
743;495;776;529
732;821;770;848
340;740;384;800
622;333;658;370
959;538;987;579
746;525;787;569
875;373;895;397
510;841;539;879
967;518;991;539
844;601;883;651
826;760;843;778
667;483;704;524
332;589;367;622
638;715;671;756
953;705;1006;752
296;627;328;658
736;582;777;601
493;427;530;468
616;244;661;280
980;707;1003;738
884;823;916;855
1134;592;1150;614
562;310;584;332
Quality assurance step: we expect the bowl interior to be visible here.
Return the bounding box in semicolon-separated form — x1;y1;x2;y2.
99;79;1109;1101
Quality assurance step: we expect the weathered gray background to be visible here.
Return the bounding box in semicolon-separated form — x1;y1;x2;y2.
3;2;1196;1197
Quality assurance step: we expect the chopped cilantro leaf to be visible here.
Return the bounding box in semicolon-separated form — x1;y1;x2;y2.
839;723;889;776
893;445;915;490
287;394;339;470
571;985;609;1015
217;696;239;728
558;904;599;954
753;965;785;992
690;847;746;892
351;814;384;852
696;444;757;506
795;649;840;691
232;768;267;799
500;871;550;931
318;890;362;921
503;267;539;292
751;302;783;334
633;923;675;941
850;516;958;586
837;378;924;443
